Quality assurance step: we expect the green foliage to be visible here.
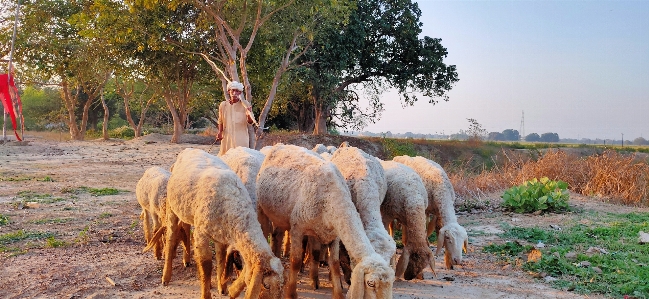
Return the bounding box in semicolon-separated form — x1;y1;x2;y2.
45;236;68;248
0;214;8;226
98;212;113;219
109;126;136;139
30;218;73;225
483;241;533;257
380;138;418;159
502;177;570;213
16;191;66;204
0;230;55;245
487;212;649;298
64;186;122;196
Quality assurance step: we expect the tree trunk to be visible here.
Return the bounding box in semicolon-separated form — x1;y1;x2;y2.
61;82;83;141
312;97;329;135
163;91;183;144
100;91;109;140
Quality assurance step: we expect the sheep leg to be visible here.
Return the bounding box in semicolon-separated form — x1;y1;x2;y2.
150;212;164;260
286;230;305;299
214;242;228;295
193;230;213;299
327;240;345;299
395;247;409;279
282;229;291;258
162;213;181;286
426;215;436;240
308;237;321;290
142;210;152;243
180;222;191;267
270;227;284;258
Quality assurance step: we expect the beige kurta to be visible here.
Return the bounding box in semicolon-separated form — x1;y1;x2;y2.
218;99;251;156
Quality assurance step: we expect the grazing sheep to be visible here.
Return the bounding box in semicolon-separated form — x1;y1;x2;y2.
163;148;284;299
136;167;191;265
379;160;436;280
257;144;394;299
330;146;395;264
326;145;338;154
393;155;468;270
312;143;329;154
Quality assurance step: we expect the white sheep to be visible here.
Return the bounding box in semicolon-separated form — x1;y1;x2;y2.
162;148;284;299
393;155;468;270
257;144;394;299
312;143;329;154
330;146;395;264
136;166;190;265
379;160;436;280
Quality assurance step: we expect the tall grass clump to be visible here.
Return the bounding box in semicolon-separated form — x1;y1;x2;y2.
449;149;649;207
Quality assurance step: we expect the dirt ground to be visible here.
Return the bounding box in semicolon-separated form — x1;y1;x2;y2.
1;133;644;299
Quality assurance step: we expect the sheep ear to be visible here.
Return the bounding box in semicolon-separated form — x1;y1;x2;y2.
348;262;365;299
463;238;469;254
244;265;263;299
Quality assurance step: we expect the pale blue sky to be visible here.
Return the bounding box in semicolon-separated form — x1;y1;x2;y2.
361;0;649;140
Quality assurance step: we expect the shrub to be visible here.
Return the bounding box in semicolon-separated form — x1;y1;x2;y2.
109;126;135;139
502;177;570;213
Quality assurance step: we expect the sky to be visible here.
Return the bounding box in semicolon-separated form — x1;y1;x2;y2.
360;0;649;141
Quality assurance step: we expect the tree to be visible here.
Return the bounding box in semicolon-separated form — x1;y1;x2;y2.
466;118;486;142
633;137;648;145
297;0;459;134
3;0;113;140
525;133;541;142
540;132;559;142
132;0;353;146
502;129;520;141
488;132;505;141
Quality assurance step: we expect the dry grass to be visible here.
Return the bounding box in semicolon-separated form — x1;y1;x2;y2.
450;149;649;207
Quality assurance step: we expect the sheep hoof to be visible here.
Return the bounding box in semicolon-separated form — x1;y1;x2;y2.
162;281;169;286
184;262;191;267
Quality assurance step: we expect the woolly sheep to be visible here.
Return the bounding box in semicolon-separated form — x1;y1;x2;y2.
312;143;328;154
379;160;436;280
393;155;468;270
257;144;394;299
136;167;190;264
162;148;284;299
330;146;395;264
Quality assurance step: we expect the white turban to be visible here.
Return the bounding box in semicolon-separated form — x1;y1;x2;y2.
227;81;244;91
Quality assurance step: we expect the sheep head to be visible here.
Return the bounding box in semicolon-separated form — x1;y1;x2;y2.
348;253;394;299
251;257;284;299
435;223;468;269
403;246;435;280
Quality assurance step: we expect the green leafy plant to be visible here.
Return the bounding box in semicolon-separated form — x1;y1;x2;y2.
0;214;8;226
502;177;570;213
485;212;649;298
45;236;68;248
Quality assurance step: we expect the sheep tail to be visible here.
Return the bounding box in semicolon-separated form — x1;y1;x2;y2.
143;226;166;252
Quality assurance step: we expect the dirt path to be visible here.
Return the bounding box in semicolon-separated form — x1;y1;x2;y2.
0;134;619;298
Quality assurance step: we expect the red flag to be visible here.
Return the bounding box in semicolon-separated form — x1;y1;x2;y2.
0;73;22;141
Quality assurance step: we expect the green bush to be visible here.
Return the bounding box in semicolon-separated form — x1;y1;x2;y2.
502;177;570;213
109;126;135;139
380;138;417;159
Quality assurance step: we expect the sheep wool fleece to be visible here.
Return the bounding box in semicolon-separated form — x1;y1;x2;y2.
218;99;251;156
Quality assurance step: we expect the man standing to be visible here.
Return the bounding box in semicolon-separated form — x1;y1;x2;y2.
217;81;254;156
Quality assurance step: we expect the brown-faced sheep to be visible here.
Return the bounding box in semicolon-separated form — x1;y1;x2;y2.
393;155;468;270
257;144;394;299
163;148;284;299
379;160;436;280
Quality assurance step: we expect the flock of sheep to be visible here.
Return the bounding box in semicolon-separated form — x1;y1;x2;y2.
136;142;469;299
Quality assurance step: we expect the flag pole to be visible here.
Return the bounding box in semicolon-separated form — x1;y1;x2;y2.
4;0;21;143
